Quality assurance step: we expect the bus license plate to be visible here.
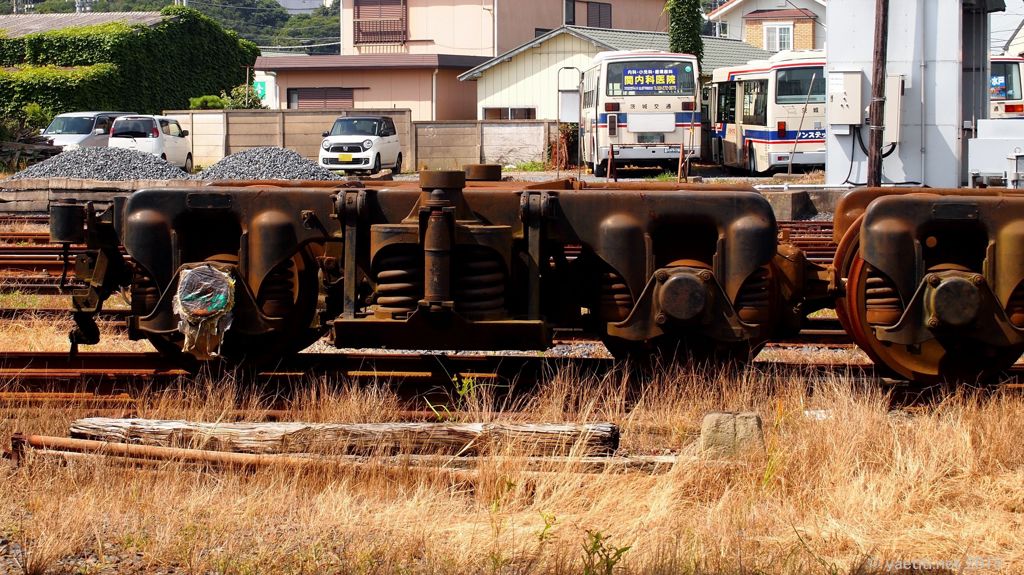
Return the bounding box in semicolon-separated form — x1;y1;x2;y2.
338;153;353;162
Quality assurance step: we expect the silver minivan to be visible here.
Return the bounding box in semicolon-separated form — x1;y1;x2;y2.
42;111;135;150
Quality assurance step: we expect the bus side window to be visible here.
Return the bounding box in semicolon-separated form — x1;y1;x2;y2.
742;80;768;126
716;82;736;124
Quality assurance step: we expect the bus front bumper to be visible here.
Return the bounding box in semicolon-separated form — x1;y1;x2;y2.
600;145;698;163
767;149;826;168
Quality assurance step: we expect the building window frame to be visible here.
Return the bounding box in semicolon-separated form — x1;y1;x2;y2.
586;1;612;28
565;0;575;25
482;107;537;120
762;21;793;52
353;0;408;45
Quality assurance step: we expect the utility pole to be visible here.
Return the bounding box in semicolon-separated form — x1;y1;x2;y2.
867;0;889;187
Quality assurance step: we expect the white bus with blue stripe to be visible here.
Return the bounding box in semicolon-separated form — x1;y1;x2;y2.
581;50;701;177
709;50;826;174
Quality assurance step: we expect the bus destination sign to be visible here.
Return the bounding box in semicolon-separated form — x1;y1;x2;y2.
623;68;680;92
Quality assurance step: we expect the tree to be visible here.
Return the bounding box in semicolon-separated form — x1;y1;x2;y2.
666;0;704;68
271;3;340;55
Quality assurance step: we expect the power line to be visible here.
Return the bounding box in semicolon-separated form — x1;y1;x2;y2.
256;40;340;49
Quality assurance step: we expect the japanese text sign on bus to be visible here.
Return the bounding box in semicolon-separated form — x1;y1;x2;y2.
623;68;679;92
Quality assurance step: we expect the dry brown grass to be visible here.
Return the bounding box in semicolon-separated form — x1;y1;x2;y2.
1;367;1022;574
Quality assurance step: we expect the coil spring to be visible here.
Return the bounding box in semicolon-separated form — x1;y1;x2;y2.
454;248;506;320
131;267;160;316
599;271;633;322
864;266;902;326
1007;282;1024;327
374;250;422;318
258;258;295;318
735;266;771;323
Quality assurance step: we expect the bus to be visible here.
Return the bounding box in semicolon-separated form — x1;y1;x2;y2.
580;50;701;177
709;50;826;174
991;55;1024;118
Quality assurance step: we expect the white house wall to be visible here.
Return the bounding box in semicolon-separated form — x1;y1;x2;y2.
474;34;600;120
710;0;826;50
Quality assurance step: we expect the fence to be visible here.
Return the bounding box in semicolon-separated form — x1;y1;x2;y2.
164;108;413;171
165;109;558;172
412;120;557;171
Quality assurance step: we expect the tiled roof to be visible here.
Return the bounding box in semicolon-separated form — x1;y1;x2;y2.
0;12;165;38
458;26;772;79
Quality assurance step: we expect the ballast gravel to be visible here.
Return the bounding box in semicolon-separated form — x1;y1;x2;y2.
192;147;341;181
5;147;188;181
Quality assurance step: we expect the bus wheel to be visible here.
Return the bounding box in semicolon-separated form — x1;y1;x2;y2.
593;161;607;178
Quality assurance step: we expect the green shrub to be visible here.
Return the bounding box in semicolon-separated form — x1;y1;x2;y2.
0;64;120;115
0;7;259;114
190;94;228;109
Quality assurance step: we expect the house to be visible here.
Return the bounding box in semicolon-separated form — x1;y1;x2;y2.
458;26;772;120
705;0;826;52
256;0;669;119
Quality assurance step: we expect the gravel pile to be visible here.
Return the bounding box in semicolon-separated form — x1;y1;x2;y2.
5;147;188;181
193;147;341;181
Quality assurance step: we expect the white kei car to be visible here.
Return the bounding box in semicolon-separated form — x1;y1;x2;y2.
108;115;193;172
318;116;402;175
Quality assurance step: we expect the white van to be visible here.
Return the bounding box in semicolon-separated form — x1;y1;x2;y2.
108;115;193;172
42;111;135;150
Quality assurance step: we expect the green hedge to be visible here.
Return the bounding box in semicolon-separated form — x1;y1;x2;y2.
0;6;259;114
0;64;120;114
0;36;26;67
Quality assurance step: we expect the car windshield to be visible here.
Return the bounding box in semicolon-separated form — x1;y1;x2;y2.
330;119;381;136
44;116;95;135
112;118;156;138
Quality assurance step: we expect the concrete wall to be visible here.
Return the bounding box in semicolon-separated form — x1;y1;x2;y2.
412;120;554;170
473;33;599;120
164;110;551;172
166;108;413;171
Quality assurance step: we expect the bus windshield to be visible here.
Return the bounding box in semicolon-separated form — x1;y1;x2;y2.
606;60;696;97
775;67;826;104
991;61;1022;101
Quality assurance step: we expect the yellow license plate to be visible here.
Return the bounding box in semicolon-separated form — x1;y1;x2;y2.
338;153;353;162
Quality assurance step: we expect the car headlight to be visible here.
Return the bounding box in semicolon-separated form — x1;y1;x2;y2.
321;140;330;151
362;139;374;151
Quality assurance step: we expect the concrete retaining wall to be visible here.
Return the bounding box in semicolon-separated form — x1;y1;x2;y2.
165;109;414;172
412;120;555;171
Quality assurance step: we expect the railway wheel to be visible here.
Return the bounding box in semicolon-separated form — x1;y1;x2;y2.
845;254;1022;383
144;250;324;364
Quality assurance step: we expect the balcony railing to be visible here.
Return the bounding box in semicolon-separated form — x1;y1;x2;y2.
353;18;407;45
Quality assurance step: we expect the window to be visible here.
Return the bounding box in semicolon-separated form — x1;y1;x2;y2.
168;121;183;137
535;28;551;37
483;107;537;120
716;82;736;124
702;20;728;37
159;119;171;135
991;62;1022;101
286;88;355;109
742;80;768;126
94;116;113;134
605;60;697;97
565;0;575;24
763;22;793;52
354;0;407;45
587;2;611;28
330;118;381;136
776;67;826;104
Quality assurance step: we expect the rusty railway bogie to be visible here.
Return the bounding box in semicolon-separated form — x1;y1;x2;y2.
49;171;823;368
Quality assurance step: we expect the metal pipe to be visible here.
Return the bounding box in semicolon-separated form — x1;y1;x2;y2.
867;0;890;187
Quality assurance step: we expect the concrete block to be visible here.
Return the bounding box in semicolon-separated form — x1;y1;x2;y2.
762;190;812;220
699;412;765;458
